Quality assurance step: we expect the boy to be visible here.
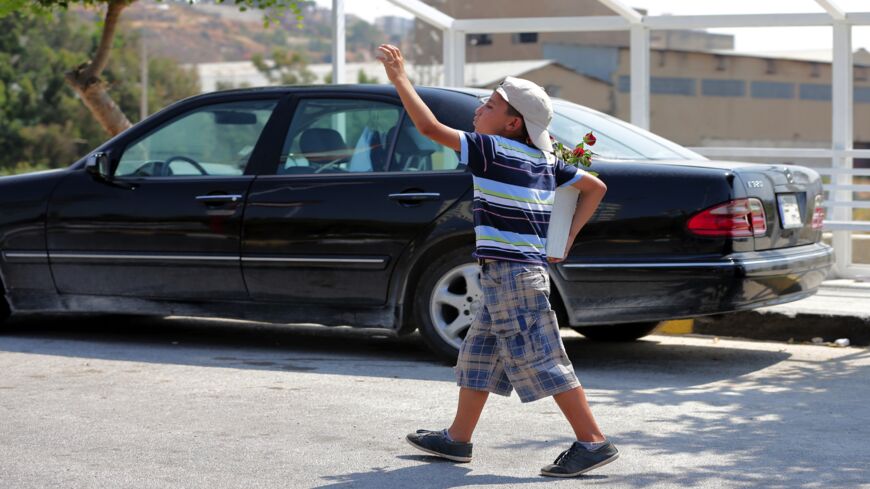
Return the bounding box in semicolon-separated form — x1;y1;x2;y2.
377;44;615;477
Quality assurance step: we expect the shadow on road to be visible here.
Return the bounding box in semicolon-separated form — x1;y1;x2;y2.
1;314;789;388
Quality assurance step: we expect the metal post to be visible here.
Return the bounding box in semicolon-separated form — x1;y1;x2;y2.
140;39;148;120
832;20;854;276
442;28;453;87
441;29;466;87
630;24;650;129
332;0;345;84
451;30;465;87
441;28;465;87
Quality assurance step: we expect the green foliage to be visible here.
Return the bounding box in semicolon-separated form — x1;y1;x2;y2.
0;0;303;25
252;48;316;85
217;0;303;27
347;18;383;48
357;69;378;84
0;11;199;174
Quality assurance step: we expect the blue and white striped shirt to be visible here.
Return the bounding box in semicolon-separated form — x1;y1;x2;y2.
459;132;584;265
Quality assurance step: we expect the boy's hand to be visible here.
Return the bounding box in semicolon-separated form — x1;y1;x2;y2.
547;233;577;263
377;44;407;83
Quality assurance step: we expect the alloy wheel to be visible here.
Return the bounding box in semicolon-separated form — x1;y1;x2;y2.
428;262;483;350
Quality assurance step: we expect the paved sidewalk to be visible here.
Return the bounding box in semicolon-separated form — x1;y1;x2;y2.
686;279;870;346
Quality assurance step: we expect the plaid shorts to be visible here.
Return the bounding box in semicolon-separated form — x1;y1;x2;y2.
454;260;581;403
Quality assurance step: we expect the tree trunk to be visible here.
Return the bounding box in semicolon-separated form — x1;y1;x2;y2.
65;0;133;137
65;71;132;136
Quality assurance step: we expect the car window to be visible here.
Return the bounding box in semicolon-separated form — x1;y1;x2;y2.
116;99;277;178
278;99;401;174
549;101;707;161
388;117;461;172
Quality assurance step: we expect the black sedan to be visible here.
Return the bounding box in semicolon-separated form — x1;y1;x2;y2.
0;85;834;358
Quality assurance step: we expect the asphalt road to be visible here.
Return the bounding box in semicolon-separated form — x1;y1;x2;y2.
1;316;868;489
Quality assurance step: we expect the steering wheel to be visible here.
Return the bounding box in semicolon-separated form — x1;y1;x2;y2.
161;155;208;176
312;158;347;174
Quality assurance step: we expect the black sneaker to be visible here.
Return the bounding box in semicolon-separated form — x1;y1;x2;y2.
405;429;473;463
540;440;619;477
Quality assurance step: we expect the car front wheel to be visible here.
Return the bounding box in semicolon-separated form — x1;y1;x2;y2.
414;247;481;361
0;294;10;327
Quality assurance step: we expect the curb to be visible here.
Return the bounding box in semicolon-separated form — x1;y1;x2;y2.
656;312;870;346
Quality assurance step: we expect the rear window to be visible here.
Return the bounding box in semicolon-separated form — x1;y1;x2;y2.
549;101;706;161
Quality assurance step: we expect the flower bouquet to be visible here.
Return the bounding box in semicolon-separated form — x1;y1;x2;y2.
546;132;597;260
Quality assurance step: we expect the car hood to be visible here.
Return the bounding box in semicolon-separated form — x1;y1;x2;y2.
0;168;70;204
0;168;67;183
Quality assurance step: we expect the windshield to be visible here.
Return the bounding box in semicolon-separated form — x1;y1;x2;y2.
549;101;706;161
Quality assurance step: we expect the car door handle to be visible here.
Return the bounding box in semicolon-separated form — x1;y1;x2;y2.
195;194;243;203
388;192;441;202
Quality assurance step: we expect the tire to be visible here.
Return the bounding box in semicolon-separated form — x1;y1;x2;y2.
0;292;10;327
572;322;660;342
413;246;481;361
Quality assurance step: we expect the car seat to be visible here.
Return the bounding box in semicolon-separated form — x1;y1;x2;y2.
386;125;436;172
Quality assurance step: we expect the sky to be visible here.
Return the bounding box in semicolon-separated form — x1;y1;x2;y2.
313;0;870;54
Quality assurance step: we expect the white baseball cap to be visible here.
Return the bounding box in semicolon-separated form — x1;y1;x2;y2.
495;76;554;152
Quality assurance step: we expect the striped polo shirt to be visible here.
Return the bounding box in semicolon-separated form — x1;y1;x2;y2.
459;131;584;265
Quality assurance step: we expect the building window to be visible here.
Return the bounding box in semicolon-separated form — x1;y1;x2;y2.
765;59;776;75
799;83;832;101
701;79;745;97
855;87;870;104
468;34;492;46
512;32;538;44
715;55;727;71
618;76;696;96
810;63;821;78
751;81;795;100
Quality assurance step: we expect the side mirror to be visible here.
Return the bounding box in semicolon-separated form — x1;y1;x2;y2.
85;152;112;180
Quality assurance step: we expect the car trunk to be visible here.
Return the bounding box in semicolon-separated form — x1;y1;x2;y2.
730;164;824;251
617;158;825;253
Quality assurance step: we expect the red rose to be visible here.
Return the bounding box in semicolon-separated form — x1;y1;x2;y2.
583;132;596;146
572;147;585;157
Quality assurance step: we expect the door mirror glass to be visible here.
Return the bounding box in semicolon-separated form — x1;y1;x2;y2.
86;152;112;180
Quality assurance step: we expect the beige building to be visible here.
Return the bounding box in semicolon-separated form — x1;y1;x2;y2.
543;46;870;160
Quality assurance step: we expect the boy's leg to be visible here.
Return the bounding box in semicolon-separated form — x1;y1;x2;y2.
447;387;489;442
552;386;606;442
541;387;618;477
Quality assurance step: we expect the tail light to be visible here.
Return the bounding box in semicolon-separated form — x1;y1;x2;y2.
687;198;767;238
811;194;825;230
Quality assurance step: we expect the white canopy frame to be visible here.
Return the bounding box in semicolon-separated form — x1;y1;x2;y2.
327;0;870;277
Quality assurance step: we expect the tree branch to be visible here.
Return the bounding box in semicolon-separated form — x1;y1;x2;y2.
82;0;129;81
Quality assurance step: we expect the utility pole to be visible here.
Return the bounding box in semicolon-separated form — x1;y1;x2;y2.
140;37;148;121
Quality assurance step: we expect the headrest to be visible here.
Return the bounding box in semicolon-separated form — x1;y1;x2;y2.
300;128;348;164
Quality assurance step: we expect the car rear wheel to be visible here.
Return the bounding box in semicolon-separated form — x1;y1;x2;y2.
572;322;660;342
414;246;481;361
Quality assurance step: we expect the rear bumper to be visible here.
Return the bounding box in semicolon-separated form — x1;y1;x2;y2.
552;243;834;326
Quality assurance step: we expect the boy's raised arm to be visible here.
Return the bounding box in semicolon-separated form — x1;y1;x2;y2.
377;44;461;152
